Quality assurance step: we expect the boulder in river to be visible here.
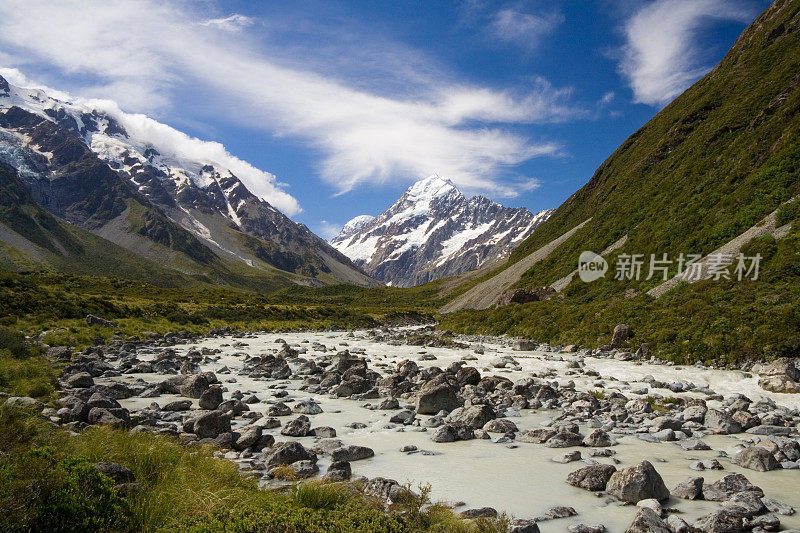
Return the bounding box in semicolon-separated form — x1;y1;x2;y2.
199;385;223;410
331;445;374;462
606;461;670;503
445;404;495;429
263;441;316;468
732;446;780;472
180;374;211;399
325;460;351;482
671;477;703;500
566;464;617;491
192;410;231;439
703;473;763;502
416;383;462;415
625;507;670;533
281;415;312;437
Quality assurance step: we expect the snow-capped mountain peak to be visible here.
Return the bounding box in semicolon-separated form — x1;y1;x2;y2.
337;215;376;240
331;175;552;286
404;174;459;202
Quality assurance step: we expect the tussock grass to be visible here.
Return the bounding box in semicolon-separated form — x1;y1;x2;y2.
0;408;509;533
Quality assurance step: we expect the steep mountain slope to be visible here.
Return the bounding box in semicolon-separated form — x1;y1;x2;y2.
440;0;800;364
331;175;552;286
0;160;208;286
0;76;377;288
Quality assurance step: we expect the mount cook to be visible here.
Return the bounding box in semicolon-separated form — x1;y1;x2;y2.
331;175;552;287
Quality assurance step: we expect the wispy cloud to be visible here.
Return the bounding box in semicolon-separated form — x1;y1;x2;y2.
0;0;580;205
619;0;756;106
199;14;254;32
488;8;564;51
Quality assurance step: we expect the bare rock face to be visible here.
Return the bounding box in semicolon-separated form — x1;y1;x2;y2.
331;175;552;287
606;461;670;503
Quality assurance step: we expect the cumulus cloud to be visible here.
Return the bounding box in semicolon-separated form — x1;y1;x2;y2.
620;0;755;106
0;0;578;203
489;8;564;51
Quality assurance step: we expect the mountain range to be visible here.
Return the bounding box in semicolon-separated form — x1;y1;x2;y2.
0;76;377;289
330;175;552;287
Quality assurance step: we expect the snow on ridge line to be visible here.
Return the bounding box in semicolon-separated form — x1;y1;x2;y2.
0;69;300;216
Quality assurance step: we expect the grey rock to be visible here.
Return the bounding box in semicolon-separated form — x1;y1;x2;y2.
416;383;462;415
566;464;617;491
733;446;780;472
624;507;670;533
446;404;496;429
65;372;94;388
553;450;582;463
281;415;312;437
483;418;519;434
671;477;703;500
331;444;374;462
325;460;351;481
703;474;763;502
583;428;615;447
460;507;498;518
606;460;670;503
263;441;315;467
93;462;135;485
233;425;262;451
192;411;231;439
198;385;223;410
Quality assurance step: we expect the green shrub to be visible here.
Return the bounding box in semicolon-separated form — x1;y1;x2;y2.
0;447;126;533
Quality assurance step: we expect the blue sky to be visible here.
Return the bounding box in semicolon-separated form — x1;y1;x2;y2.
0;0;771;238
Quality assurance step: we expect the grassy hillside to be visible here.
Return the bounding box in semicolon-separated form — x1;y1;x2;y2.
440;0;800;365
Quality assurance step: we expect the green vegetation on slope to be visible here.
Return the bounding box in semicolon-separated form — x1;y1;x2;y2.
441;225;800;366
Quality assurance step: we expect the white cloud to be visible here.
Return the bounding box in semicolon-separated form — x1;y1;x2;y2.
199;14;254;32
316;220;343;241
489;8;564;51
0;0;578;202
620;0;755;106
